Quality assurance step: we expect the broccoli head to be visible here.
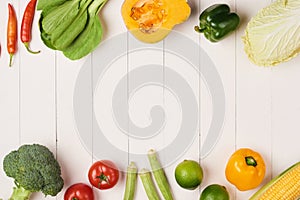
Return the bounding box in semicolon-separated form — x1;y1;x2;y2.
3;144;64;200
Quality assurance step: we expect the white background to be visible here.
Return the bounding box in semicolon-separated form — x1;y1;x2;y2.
1;0;300;199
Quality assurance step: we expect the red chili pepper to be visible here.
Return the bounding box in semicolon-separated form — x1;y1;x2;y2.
7;3;18;67
21;0;40;54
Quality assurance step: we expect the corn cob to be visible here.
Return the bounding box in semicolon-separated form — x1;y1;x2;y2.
249;162;300;200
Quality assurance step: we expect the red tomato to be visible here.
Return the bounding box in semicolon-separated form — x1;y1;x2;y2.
64;183;94;200
88;160;119;190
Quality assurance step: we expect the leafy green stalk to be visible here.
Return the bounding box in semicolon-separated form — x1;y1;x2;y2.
37;0;68;11
62;0;108;60
52;0;93;50
42;0;82;35
39;11;56;50
38;0;108;60
63;16;102;60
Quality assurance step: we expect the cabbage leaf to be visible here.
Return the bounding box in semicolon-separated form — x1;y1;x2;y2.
243;0;300;66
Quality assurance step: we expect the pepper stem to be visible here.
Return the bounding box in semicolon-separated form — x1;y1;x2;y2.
9;54;13;67
194;26;201;33
245;156;257;167
24;42;41;54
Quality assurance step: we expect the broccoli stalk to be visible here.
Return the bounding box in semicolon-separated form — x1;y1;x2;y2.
9;185;32;200
3;144;64;200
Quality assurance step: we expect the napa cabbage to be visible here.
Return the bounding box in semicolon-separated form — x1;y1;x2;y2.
243;0;300;66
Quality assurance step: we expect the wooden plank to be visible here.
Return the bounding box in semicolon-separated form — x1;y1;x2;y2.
270;56;300;176
0;1;20;199
18;8;57;146
17;1;57;199
235;0;273;198
56;0;129;199
162;0;201;198
197;0;236;199
55;55;93;200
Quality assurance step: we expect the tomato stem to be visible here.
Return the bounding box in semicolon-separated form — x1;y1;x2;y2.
97;173;110;186
245;156;257;167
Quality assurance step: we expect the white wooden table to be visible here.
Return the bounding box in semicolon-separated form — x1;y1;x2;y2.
1;0;300;199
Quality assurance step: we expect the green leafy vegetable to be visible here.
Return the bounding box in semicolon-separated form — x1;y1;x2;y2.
37;0;108;60
243;0;300;66
3;144;64;200
36;0;67;11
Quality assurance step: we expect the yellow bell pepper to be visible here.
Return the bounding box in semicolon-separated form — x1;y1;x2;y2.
225;148;266;191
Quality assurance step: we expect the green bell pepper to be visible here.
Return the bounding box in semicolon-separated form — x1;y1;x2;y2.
195;4;240;42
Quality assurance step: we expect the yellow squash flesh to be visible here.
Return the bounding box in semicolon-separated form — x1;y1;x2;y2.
121;0;191;43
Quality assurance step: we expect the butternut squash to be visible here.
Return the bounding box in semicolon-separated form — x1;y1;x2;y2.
121;0;191;43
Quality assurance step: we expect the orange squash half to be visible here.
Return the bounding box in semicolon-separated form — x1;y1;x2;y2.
121;0;191;43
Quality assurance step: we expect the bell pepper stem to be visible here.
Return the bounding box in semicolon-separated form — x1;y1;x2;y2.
194;25;205;33
245;156;257;167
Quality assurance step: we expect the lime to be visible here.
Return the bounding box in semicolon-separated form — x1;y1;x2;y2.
200;184;230;200
174;160;203;190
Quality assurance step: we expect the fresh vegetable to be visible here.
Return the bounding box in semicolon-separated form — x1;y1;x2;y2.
175;160;203;190
243;0;300;66
194;4;240;42
64;183;94;200
88;160;119;190
121;0;191;43
123;162;138;200
7;3;18;67
36;0;68;11
139;168;160;200
21;0;40;54
225;148;266;191
37;0;108;60
249;161;300;199
200;184;230;200
147;149;174;200
3;144;64;200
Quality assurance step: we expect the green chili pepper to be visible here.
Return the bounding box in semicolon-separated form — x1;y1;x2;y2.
195;4;240;42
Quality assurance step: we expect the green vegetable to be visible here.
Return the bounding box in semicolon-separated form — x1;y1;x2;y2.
3;144;64;200
148;149;174;200
139;168;160;200
123;162;138;200
243;0;300;66
195;4;240;42
62;1;104;60
37;0;108;60
36;0;67;11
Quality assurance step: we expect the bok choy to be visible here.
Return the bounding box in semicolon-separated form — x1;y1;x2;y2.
243;0;300;66
37;0;108;60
